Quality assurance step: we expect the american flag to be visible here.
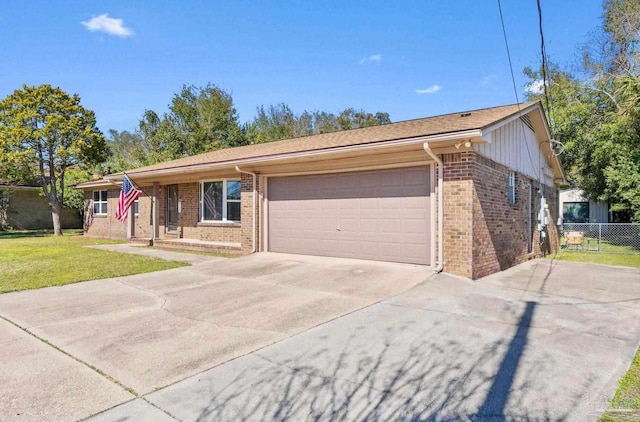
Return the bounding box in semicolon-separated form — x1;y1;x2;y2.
115;175;142;223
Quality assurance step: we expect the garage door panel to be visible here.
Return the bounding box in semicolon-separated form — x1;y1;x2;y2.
268;167;431;265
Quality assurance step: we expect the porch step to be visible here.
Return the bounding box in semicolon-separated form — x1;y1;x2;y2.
152;238;243;255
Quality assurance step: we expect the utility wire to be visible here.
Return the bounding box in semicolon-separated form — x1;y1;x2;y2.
537;0;555;128
497;0;541;182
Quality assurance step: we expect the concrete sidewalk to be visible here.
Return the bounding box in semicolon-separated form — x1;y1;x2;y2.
86;243;223;265
89;259;640;421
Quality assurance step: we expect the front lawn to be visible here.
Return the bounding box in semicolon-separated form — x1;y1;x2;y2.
0;230;187;293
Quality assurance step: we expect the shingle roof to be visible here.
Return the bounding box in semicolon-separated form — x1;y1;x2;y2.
120;101;538;176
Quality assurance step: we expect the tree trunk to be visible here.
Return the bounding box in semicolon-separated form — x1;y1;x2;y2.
51;200;63;236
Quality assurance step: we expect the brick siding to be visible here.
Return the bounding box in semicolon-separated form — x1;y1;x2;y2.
439;151;560;279
83;189;127;238
1;188;81;230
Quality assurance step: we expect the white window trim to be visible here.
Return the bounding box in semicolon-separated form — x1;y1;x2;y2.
508;171;516;205
200;179;241;223
93;190;108;215
133;198;139;216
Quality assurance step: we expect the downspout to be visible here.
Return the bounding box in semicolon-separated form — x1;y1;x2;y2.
423;143;444;273
235;166;257;253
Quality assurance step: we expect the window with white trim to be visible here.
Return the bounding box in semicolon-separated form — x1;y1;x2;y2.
200;180;241;222
133;198;139;215
508;171;516;204
93;190;108;215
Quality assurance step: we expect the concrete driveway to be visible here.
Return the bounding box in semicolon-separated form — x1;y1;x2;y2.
0;248;429;421
90;258;640;421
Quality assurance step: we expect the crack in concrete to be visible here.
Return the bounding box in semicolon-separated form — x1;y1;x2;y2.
114;278;287;337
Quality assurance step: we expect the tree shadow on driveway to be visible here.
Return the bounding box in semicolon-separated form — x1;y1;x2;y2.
149;294;595;421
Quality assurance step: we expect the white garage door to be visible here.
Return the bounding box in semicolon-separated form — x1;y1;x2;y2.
267;167;431;265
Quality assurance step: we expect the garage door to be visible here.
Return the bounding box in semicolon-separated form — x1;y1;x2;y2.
267;167;431;265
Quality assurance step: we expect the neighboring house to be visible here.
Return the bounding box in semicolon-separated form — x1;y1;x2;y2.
77;101;565;279
560;189;608;223
0;184;82;230
560;188;632;223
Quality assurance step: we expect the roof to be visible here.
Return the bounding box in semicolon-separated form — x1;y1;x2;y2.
78;100;565;189
123;101;538;176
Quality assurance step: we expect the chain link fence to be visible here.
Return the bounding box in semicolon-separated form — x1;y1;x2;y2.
560;223;640;254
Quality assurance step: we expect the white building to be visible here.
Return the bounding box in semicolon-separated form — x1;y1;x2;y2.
559;188;609;223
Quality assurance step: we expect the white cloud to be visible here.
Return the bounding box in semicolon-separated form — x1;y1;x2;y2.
525;79;546;95
481;73;498;86
359;54;382;64
81;14;134;38
415;84;441;95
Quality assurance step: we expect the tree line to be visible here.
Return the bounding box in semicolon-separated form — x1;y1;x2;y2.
0;82;390;234
106;85;391;173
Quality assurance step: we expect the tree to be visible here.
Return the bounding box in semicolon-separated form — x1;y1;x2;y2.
524;0;640;221
0;84;108;235
246;104;392;144
139;84;247;161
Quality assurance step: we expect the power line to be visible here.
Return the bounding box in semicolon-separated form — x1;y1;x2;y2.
536;0;555;127
496;0;541;182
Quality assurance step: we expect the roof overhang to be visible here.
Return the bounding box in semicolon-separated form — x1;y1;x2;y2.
77;129;486;188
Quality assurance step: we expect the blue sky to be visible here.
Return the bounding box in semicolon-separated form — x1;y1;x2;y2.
0;1;603;134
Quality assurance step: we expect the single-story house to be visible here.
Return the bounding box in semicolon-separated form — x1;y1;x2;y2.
560;188;632;223
0;184;82;230
77;101;565;279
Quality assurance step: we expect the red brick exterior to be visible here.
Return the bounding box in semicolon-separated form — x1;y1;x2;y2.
439;151;560;279
83;152;559;278
83;189;127;238
83;177;258;254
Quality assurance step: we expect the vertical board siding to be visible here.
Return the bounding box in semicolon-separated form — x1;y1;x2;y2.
476;119;544;183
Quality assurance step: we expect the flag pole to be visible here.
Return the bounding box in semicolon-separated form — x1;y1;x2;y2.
123;172;150;198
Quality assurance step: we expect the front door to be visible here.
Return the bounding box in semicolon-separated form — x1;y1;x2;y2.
166;184;179;233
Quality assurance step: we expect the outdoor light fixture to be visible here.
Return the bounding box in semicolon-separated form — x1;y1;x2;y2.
454;140;472;149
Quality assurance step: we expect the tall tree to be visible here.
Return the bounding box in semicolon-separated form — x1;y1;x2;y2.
136;84;246;160
0;84;108;235
525;0;640;220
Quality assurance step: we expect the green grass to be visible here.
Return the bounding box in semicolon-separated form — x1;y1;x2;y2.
549;250;640;268
560;236;640;254
600;348;640;421
0;230;188;293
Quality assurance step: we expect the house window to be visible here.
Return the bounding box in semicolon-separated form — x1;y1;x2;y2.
93;190;108;215
508;171;516;204
133;198;139;215
563;202;589;223
201;180;241;222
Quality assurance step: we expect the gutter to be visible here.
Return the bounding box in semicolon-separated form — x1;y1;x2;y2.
235;166;257;253
423;143;444;273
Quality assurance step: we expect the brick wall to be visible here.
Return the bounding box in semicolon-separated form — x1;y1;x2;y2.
83;189;127;238
440;152;474;278
133;193;153;238
471;154;532;279
1;188;81;230
440;151;560;279
240;173;258;253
